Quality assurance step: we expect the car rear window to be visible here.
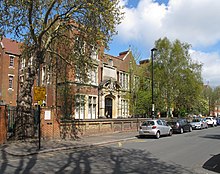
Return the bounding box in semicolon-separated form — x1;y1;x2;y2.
142;121;155;126
192;119;200;122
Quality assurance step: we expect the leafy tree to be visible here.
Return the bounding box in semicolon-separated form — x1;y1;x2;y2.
153;37;203;117
210;86;220;115
133;60;152;117
0;0;123;139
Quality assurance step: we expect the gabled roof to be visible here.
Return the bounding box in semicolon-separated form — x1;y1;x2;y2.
0;37;22;56
117;50;130;60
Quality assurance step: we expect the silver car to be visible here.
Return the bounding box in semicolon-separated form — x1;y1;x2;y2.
139;119;173;139
190;118;208;129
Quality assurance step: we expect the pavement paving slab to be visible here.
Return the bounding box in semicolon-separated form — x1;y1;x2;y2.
2;131;138;156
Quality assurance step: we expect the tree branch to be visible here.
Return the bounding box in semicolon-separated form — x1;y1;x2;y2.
28;0;37;44
47;49;74;67
44;0;57;27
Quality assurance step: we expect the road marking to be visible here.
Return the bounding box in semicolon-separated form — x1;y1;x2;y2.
131;139;147;142
118;142;122;147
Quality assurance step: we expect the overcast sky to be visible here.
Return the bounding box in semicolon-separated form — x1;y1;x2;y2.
107;0;220;87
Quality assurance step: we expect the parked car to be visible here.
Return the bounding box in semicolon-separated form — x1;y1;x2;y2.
201;118;209;129
190;118;206;129
139;119;173;139
206;117;217;127
216;117;220;125
167;118;192;134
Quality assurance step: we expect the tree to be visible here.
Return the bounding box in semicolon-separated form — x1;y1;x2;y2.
210;86;220;115
0;0;123;139
133;60;152;117
153;37;203;117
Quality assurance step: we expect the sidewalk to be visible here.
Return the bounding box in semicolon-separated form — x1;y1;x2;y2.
2;131;138;156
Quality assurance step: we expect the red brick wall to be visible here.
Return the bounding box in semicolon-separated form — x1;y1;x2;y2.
40;107;144;140
0;52;19;107
0;105;7;144
41;108;61;139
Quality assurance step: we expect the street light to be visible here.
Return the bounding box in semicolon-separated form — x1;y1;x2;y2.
151;48;157;119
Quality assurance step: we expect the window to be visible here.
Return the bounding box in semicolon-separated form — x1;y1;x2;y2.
76;66;98;85
88;67;98;85
88;96;97;119
157;120;163;125
121;99;129;117
20;57;26;69
108;59;113;66
91;46;98;60
75;95;85;119
75;67;84;83
133;75;140;90
9;56;14;67
119;72;129;90
9;76;14;89
74;36;86;55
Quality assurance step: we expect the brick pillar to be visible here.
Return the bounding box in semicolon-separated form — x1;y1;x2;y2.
0;105;7;144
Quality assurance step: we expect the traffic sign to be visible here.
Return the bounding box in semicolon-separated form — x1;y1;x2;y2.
34;86;46;101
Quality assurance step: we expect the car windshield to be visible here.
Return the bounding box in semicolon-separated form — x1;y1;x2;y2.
142;121;155;126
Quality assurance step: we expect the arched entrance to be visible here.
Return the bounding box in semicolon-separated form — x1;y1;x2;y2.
105;98;112;118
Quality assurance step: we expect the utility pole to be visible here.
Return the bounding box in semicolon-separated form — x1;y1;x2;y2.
151;48;157;119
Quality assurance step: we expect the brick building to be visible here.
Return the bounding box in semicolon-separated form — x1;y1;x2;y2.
1;37;140;120
0;38;21;107
55;49;139;119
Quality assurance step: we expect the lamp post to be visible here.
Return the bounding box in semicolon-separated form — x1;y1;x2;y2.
151;48;157;119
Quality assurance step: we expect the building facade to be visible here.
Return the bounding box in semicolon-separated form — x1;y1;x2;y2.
1;37;139;120
0;38;21;107
56;49;138;119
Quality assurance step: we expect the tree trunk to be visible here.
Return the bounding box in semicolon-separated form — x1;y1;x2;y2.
15;52;39;140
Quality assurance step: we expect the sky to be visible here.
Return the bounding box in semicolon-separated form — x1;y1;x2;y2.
106;0;220;87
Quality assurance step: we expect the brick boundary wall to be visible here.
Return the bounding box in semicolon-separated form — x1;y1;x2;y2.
40;107;147;140
0;105;7;144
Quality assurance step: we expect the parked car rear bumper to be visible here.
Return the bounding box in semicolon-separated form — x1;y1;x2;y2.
191;125;202;129
139;129;157;136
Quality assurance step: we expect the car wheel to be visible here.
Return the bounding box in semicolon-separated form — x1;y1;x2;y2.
169;130;173;136
156;131;160;139
180;128;184;134
189;127;192;132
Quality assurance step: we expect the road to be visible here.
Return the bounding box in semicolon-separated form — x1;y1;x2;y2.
0;127;219;174
108;126;220;174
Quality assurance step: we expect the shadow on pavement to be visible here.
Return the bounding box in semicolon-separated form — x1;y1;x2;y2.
203;154;220;173
200;134;220;140
1;144;196;174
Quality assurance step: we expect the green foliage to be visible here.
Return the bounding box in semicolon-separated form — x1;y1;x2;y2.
134;89;151;116
130;59;151;117
153;37;203;117
0;0;123;139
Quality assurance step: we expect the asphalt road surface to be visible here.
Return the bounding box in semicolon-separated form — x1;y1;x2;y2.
0;127;219;174
108;126;220;174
